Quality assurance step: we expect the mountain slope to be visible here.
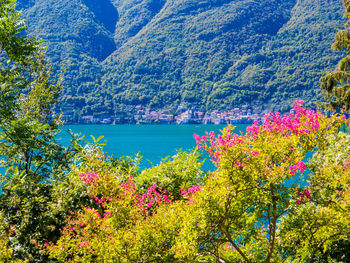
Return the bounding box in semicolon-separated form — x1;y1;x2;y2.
17;0;345;118
214;0;344;112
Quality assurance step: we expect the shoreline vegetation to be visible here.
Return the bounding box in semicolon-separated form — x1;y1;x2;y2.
0;0;350;262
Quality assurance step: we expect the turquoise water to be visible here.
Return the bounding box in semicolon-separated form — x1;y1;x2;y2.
59;124;248;169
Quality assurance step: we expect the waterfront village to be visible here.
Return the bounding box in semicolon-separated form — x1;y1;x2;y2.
62;105;270;125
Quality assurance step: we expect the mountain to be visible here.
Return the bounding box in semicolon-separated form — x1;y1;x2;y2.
17;0;345;119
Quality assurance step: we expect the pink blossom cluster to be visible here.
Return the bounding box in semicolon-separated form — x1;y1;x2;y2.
120;176;136;191
92;195;112;207
235;161;244;167
246;120;260;136
194;130;242;163
78;241;89;247
251;150;260;156
296;188;311;204
79;172;99;186
289;161;306;176
134;184;171;213
120;178;171;213
180;185;201;198
344;157;350;169
103;210;111;218
262;100;320;136
80;173;172;216
194;100;321;165
120;176;138;198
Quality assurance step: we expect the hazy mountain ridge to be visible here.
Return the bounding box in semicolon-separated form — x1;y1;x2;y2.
17;0;344;119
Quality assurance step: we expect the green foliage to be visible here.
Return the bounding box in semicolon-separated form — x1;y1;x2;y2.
0;0;68;261
321;0;350;111
0;213;28;262
171;103;346;262
45;103;350;263
279;132;350;262
50;135;141;219
46;144;185;262
134;149;204;199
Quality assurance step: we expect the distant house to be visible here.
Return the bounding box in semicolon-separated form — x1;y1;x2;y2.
159;114;174;124
81;115;94;124
229;117;241;124
214;118;226;125
101;118;112;124
202;115;213;124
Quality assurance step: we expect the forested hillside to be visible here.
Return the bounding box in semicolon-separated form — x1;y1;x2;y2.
18;0;344;118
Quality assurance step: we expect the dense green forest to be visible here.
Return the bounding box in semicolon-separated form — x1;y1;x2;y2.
17;0;344;119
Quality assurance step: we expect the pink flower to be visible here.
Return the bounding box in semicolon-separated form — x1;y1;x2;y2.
78;241;89;247
289;161;306;175
304;189;310;199
296;161;306;174
296;199;301;204
193;133;200;141
79;173;99;185
235;162;244;167
246;120;260;136
181;186;201;199
162;195;171;202
294;100;304;107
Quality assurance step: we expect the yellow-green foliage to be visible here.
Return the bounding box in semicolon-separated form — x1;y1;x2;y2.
46;102;350;263
278;132;350;262
134;149;204;200
0;212;27;263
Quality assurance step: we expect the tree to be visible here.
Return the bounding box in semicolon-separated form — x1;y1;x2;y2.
279;132;350;262
0;0;68;261
321;0;350;111
47;101;349;262
176;101;347;262
0;0;64;179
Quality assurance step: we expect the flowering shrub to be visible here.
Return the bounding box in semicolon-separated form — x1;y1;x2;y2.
46;101;349;262
278;132;350;262
182;101;348;262
47;169;179;261
79;172;99;185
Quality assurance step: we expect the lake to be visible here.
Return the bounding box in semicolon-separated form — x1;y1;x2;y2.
59;124;248;169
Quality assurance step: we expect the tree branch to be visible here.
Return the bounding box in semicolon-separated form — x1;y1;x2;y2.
220;226;252;263
265;184;277;263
